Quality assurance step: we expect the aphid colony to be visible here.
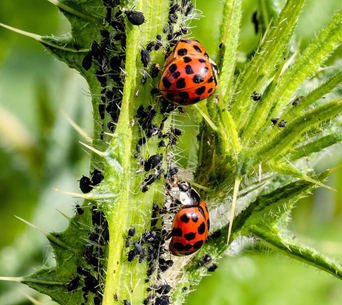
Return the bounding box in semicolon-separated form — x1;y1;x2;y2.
74;0;220;303
68;205;109;304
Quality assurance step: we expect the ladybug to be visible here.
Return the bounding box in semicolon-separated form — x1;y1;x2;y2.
169;186;210;256
158;39;218;106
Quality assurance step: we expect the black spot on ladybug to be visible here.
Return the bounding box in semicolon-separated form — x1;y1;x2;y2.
177;48;188;56
204;53;209;59
183;244;192;251
184;232;196;241
193;240;203;249
180;39;191;43
162;77;172;89
169;64;177;73
192;97;200;103
176;78;186;89
180;214;190;223
198;58;206;63
185;65;194;75
183;56;192;63
173;71;181;79
173;243;184;251
208;88;213;94
198;222;206;234
207;219;210;231
193;74;204;83
193;45;202;53
179;92;189;99
125;10;145;26
172;227;183;237
207;76;214;83
195;86;206;95
191;213;198;222
166;93;174;101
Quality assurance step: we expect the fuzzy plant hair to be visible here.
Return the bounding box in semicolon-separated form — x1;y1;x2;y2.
1;0;342;304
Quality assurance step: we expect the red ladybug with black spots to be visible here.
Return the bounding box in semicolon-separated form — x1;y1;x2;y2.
169;186;210;256
159;38;218;106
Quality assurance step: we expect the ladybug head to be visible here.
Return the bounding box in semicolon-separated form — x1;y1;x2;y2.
179;187;201;206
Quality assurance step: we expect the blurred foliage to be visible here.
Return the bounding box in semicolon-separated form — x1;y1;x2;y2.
1;0;342;304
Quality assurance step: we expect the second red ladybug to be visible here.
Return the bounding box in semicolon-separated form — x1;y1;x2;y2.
158;39;218;106
169;185;210;256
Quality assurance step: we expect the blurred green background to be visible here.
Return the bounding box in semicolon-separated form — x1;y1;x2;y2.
0;0;342;304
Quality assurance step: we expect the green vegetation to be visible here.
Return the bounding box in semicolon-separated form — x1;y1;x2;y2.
0;0;342;304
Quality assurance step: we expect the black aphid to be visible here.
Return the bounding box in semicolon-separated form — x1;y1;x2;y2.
82;53;93;71
67;276;80;292
125;10;145;26
207;263;218;272
151;64;160;78
185;3;194;16
141;50;151;67
76;204;84;215
79;175;93;193
142;70;148;85
128;227;137;237
144;154;163;171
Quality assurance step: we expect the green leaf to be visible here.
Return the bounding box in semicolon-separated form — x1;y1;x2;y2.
249;226;342;280
248;99;342;170
259;6;342;138
257;0;280;35
217;0;242;102
230;0;305;132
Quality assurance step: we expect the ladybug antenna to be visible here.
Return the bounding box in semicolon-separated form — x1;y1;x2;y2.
227;177;241;245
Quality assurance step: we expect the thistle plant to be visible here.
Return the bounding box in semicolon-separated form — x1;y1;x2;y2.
1;0;342;304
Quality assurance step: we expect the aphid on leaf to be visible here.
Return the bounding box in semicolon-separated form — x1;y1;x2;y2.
125;10;145;26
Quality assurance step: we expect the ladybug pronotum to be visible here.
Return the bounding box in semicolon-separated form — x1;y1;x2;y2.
159;38;218;106
169;187;210;256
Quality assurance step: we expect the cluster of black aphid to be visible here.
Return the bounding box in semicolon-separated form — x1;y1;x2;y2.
79;169;104;193
81;0;133;136
68;205;109;304
138;0;192;89
134;104;183;193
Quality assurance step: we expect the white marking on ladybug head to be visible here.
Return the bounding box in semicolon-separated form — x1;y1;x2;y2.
179;191;192;206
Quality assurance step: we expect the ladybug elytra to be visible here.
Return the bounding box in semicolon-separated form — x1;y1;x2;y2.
169;187;210;256
159;39;218;106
